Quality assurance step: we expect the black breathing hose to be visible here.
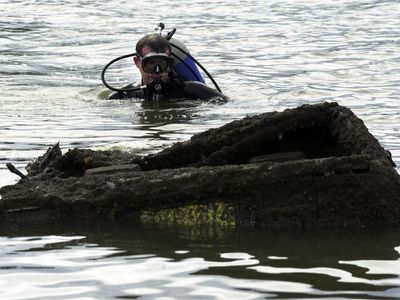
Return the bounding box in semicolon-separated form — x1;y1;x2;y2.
101;52;142;92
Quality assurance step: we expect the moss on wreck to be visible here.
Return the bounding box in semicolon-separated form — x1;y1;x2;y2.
140;202;237;227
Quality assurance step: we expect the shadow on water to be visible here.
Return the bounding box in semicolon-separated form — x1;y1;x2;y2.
97;88;206;126
134;99;202;125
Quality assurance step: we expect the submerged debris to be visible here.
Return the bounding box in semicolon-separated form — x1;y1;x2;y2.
1;102;399;228
26;142;62;176
6;163;26;179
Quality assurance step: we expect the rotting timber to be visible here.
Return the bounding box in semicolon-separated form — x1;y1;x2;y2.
1;102;400;228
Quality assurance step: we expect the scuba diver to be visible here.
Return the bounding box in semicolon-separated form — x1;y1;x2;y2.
102;24;228;102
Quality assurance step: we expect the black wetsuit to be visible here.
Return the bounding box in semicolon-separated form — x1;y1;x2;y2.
108;78;227;101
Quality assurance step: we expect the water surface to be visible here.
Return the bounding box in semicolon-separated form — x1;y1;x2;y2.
1;0;400;298
1;221;400;299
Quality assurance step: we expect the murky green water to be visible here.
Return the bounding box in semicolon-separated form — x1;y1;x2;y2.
1;0;400;298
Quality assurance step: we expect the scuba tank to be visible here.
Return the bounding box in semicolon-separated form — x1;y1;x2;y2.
169;37;205;83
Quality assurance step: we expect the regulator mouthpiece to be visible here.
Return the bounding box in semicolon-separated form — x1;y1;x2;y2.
148;78;167;96
149;79;166;101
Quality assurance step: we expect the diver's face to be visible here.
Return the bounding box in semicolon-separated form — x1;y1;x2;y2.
134;46;170;85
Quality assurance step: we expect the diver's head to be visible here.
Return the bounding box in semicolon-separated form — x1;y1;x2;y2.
134;33;174;85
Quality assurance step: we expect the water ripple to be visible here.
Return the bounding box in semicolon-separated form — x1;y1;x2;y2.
1;1;400;297
0;229;399;299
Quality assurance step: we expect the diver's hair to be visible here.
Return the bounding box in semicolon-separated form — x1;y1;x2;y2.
136;34;171;57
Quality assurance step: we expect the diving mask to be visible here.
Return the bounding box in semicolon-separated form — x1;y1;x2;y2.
140;52;175;74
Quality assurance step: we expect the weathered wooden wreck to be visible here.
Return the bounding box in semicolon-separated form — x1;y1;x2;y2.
1;102;399;228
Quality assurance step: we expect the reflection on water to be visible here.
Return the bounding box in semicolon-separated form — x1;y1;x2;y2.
0;221;399;299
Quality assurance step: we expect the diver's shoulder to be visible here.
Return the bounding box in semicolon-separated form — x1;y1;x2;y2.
182;81;228;102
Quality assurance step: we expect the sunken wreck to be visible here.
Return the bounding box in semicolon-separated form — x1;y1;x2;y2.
1;102;399;228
